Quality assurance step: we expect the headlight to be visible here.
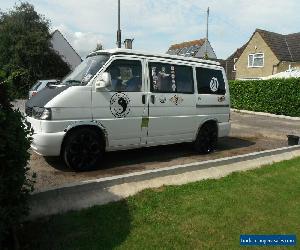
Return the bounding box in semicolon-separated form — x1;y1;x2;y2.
32;107;52;120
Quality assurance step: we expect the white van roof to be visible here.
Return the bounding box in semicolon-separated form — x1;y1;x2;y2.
88;48;220;66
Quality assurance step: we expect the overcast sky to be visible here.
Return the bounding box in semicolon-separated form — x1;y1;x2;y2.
1;0;299;59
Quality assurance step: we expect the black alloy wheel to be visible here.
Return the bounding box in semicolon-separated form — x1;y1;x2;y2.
194;123;218;154
63;128;104;171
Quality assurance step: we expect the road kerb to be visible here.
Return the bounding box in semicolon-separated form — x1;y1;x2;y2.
231;108;300;121
29;145;300;219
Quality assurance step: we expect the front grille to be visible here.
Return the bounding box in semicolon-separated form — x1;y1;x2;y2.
25;107;33;117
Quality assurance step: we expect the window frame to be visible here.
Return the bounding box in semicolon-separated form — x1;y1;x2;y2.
248;53;264;68
148;61;195;94
195;66;226;95
104;58;143;92
233;57;238;71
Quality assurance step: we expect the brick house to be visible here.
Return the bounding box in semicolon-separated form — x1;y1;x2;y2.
235;29;300;79
224;44;248;80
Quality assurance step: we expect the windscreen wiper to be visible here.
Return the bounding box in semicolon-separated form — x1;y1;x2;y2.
65;79;81;85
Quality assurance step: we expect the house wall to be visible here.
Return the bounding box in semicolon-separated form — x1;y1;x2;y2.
276;61;300;72
194;41;217;59
236;32;279;79
51;31;82;70
224;57;236;80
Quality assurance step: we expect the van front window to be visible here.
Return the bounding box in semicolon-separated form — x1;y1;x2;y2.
61;54;110;86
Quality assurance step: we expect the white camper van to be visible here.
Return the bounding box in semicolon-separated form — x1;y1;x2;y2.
25;49;230;171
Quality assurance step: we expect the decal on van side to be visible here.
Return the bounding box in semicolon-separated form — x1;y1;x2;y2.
159;96;167;103
218;96;226;102
169;95;183;105
209;77;219;92
110;93;131;118
141;117;149;128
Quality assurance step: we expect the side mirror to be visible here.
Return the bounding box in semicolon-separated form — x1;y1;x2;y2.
95;72;112;91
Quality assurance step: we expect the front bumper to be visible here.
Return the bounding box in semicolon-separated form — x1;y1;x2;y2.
26;115;66;156
31;131;65;156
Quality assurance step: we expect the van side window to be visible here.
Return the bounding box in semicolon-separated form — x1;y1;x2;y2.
149;62;194;94
175;65;194;93
196;67;226;95
106;60;142;92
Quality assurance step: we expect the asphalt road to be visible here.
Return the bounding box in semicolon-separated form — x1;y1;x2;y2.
231;111;300;139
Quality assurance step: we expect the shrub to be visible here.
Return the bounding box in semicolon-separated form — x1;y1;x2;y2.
229;78;300;117
0;69;6;81
0;81;34;248
4;67;31;99
0;2;71;98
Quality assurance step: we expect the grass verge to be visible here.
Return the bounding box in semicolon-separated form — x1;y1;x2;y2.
20;157;300;249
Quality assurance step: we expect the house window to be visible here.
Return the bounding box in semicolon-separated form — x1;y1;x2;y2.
248;53;264;67
233;58;238;71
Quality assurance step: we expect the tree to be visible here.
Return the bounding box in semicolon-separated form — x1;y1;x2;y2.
0;2;71;97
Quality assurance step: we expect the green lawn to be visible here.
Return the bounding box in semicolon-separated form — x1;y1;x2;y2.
20;157;300;249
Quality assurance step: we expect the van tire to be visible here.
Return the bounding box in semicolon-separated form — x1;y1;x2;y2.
63;128;104;171
194;123;218;154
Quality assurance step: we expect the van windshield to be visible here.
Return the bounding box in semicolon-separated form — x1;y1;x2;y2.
61;54;110;86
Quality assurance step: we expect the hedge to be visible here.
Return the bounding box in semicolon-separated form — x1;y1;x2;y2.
0;82;34;248
229;78;300;117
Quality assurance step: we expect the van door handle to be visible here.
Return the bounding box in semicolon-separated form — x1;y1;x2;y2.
151;95;155;104
142;94;146;104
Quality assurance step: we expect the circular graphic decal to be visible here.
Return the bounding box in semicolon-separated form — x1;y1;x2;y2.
210;77;219;92
110;93;131;118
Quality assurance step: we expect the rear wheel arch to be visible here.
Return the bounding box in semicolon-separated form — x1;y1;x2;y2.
194;119;218;154
195;119;218;140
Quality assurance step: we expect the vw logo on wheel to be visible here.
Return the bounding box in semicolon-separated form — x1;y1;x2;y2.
210;77;219;92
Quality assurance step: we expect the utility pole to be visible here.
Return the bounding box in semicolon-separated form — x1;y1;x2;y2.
204;7;209;59
117;0;121;48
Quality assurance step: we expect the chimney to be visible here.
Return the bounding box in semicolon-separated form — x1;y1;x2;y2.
124;38;134;49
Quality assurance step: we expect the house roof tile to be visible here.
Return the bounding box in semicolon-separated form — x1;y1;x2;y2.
285;32;300;61
227;43;248;60
168;39;206;50
256;29;300;62
166;39;207;57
